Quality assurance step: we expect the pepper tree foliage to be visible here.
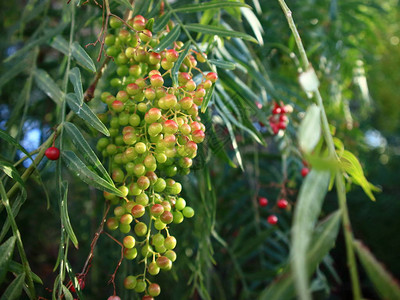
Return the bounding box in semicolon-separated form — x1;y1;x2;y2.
0;0;399;299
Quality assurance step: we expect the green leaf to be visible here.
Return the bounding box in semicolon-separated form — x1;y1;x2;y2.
71;42;96;72
113;0;133;10
0;54;32;92
173;1;251;13
340;150;379;201
241;7;264;46
209;59;236;70
201;84;215;113
0;129;33;163
64;122;113;184
8;261;43;284
61;284;74;300
62;150;124;197
260;211;342;300
291;169;331;300
153;25;181;52
298;104;321;154
0;194;26;244
60;182;78;249
0;273;25;300
65;260;85;300
354;240;400;300
0;160;26;200
153;12;172;32
50;35;69;55
171;41;190;87
0;236;16;284
66;93;110;136
34;69;64;105
69;67;83;105
185;24;258;43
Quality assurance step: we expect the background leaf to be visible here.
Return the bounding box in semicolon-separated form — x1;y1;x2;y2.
0;273;25;300
68;67;83;105
34;69;63;105
0;236;16;284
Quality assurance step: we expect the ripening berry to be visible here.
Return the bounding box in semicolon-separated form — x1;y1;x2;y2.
267;215;278;225
301;167;310;177
258;197;268;207
277;199;288;209
45;147;60;160
206;72;218;83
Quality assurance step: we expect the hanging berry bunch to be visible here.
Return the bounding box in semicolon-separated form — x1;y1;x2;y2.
95;15;217;299
269;101;293;135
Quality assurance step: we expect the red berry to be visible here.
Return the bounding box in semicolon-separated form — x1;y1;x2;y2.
69;278;85;293
45;147;60;160
301;167;310;177
277;199;288;209
267;215;278;225
258;197;268;207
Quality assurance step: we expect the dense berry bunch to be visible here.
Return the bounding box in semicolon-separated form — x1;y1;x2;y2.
269;102;293;135
96;15;216;299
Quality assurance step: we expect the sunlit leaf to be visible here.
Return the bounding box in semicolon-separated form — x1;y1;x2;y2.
173;1;251;13
153;25;181;52
60;182;78;249
0;161;26;200
0;129;33;163
209;59;236;70
66;93;110;136
171;41;190;87
64;122;113;183
34;69;64;105
68;67;83;105
291;169;331;300
298;104;321;154
62;151;124;197
71;42;96;72
185;24;258;43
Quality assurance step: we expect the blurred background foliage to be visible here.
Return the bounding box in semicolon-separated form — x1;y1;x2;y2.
0;0;399;299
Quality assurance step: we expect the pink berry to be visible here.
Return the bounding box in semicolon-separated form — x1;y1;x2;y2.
277;199;288;209
258;197;268;207
267;215;278;225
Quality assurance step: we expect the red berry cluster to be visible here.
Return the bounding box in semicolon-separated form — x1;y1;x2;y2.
269;102;293;135
258;196;290;225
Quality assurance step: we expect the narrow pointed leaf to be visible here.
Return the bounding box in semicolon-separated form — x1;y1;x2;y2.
113;0;133;10
171;41;190;87
0;54;31;91
0;194;26;244
8;261;43;284
298;104;321;154
201;84;214;113
291;169;331;300
0;273;25;300
69;67;83;105
185;24;258;43
34;69;64;105
64;122;113;183
62;151;124;197
71;42;96;72
65;259;85;300
60;182;78;249
173;2;251;13
260;211;341;300
0;236;16;283
153;12;171;32
354;240;400;300
209;59;236;70
153;25;181;52
66;93;110;136
0;129;33;162
0;161;26;200
62;284;74;300
50;35;69;56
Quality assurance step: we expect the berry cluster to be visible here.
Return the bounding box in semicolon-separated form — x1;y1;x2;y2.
258;196;290;225
96;15;216;299
269;102;293;135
